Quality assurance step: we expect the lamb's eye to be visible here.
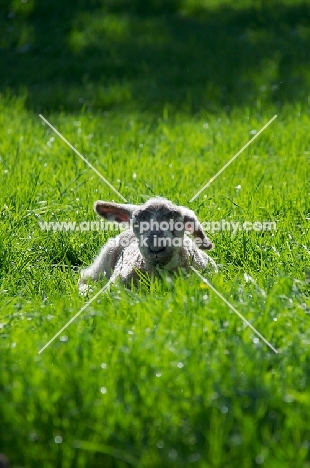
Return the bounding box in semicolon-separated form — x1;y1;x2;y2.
134;209;149;222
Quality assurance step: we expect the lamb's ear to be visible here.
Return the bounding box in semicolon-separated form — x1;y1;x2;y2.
181;207;214;251
94;201;139;224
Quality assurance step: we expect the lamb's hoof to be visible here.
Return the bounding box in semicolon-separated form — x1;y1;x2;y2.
210;259;218;273
78;282;93;296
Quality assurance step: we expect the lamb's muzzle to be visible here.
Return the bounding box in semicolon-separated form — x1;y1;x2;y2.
79;197;217;291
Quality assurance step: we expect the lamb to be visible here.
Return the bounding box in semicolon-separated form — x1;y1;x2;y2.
78;197;217;292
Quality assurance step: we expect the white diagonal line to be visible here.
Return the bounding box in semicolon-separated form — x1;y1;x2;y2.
189;115;277;202
39;114;127;202
190;267;278;354
38;280;113;354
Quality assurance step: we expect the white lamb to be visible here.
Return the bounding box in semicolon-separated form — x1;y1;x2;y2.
79;197;217;291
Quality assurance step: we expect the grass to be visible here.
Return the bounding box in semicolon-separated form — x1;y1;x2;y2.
0;0;310;467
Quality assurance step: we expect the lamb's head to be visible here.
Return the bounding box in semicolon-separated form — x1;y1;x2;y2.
94;197;213;267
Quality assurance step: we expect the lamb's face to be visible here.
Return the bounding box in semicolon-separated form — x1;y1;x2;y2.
132;205;185;266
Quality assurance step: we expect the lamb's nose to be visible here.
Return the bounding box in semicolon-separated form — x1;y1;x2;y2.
147;234;166;253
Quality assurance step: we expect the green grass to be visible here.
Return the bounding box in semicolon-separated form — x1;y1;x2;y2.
0;0;310;467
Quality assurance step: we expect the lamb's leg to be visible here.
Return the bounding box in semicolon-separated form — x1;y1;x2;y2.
78;231;135;294
184;237;217;272
78;238;118;294
198;250;218;272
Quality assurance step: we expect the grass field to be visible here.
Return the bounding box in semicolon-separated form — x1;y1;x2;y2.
0;0;310;467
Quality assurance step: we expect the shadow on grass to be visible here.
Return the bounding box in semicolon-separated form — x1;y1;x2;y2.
0;0;309;113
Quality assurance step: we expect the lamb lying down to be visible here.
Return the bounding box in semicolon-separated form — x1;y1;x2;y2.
79;197;217;292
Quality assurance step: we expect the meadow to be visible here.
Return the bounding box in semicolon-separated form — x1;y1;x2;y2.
0;0;309;466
